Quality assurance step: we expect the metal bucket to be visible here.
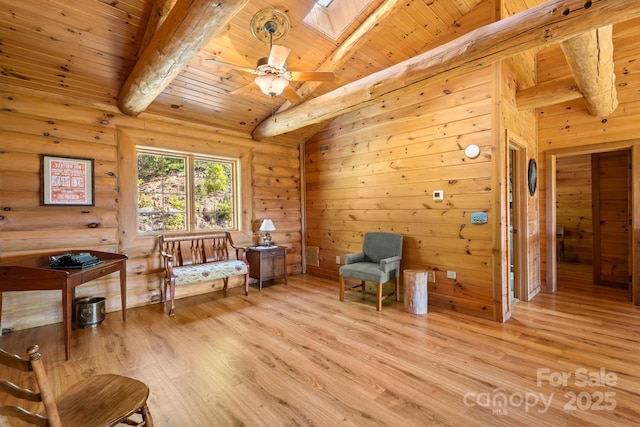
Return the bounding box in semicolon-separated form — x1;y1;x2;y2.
75;297;106;328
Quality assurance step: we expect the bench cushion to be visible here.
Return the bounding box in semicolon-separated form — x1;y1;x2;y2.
173;260;248;286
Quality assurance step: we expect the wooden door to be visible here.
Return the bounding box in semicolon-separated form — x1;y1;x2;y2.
592;150;631;288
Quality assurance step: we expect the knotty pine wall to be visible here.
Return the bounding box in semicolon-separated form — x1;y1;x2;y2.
592;150;630;287
499;0;542;306
304;67;496;320
537;18;640;300
303;0;541;322
556;154;593;264
0;87;302;332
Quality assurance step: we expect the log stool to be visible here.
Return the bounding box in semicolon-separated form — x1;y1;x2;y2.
403;270;428;314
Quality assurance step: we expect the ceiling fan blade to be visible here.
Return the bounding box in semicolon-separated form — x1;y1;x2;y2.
268;45;291;69
205;58;255;74
289;71;335;82
282;85;302;103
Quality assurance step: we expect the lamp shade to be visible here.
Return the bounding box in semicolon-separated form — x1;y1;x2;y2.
259;219;276;232
254;75;289;97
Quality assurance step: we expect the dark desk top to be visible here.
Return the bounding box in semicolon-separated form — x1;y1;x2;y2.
1;250;126;268
0;250;128;290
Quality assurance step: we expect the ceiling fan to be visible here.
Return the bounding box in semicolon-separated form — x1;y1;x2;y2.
206;9;335;104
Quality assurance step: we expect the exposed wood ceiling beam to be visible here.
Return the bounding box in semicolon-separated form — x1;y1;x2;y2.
118;0;249;117
516;77;582;110
517;26;618;114
277;0;408;112
253;0;640;140
560;26;618;116
138;0;178;56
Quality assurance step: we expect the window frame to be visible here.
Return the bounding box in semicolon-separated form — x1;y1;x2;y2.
118;128;252;250
136;148;241;234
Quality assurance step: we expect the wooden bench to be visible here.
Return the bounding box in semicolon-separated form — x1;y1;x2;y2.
159;232;249;316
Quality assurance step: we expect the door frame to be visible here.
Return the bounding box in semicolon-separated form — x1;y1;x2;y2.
545;140;640;304
508;136;528;302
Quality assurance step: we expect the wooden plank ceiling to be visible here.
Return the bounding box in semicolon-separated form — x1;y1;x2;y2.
2;0;631;142
0;0;482;139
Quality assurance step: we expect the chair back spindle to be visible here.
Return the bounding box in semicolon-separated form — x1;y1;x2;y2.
0;344;153;426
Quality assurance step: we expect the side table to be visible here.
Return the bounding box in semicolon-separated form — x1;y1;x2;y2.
247;246;287;290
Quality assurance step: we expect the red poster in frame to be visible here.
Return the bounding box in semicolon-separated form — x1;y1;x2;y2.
41;155;94;206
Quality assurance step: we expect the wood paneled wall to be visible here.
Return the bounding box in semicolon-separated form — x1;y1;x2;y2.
592;150;630;287
537;18;640;297
555;154;593;264
304;66;497;320
498;0;543;308
302;0;542;321
0;86;302;332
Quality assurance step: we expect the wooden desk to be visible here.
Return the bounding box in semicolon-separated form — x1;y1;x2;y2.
247;246;287;290
0;250;127;360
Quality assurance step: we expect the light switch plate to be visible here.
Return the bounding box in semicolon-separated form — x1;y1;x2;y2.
433;190;444;201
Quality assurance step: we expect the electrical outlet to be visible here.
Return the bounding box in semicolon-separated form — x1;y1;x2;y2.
427;270;435;283
336;255;340;264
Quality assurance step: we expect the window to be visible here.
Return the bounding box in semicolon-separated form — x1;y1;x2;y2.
304;0;372;40
137;149;238;233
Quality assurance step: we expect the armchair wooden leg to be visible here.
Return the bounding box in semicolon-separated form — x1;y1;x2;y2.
376;284;383;311
395;276;400;302
339;276;346;301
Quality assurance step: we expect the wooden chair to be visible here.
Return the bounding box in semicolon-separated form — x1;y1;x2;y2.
339;232;403;311
0;344;153;427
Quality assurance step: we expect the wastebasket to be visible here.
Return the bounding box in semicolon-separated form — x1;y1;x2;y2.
75;297;106;328
403;270;428;314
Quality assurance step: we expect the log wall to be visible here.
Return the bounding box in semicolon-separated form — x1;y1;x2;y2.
0;86;302;332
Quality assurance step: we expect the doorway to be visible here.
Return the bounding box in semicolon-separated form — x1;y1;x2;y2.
508;138;528;303
545;142;640;305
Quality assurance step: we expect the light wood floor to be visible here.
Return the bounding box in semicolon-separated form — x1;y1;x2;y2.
1;264;639;426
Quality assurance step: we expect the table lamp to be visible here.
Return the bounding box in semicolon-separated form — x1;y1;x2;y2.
259;219;276;247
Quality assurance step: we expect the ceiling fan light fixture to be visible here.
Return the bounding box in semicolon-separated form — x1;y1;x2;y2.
255;56;287;75
254;74;289;97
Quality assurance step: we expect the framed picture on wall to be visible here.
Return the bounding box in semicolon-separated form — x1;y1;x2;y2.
41;155;95;206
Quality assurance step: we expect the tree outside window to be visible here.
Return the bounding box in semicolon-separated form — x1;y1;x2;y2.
137;151;237;233
194;159;234;230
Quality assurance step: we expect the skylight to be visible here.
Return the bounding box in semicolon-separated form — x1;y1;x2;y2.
304;0;373;40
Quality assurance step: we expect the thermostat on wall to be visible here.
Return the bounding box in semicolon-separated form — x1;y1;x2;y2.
433;190;444;201
471;212;488;224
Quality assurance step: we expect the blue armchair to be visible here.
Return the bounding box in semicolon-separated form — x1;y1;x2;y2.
339;232;403;311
